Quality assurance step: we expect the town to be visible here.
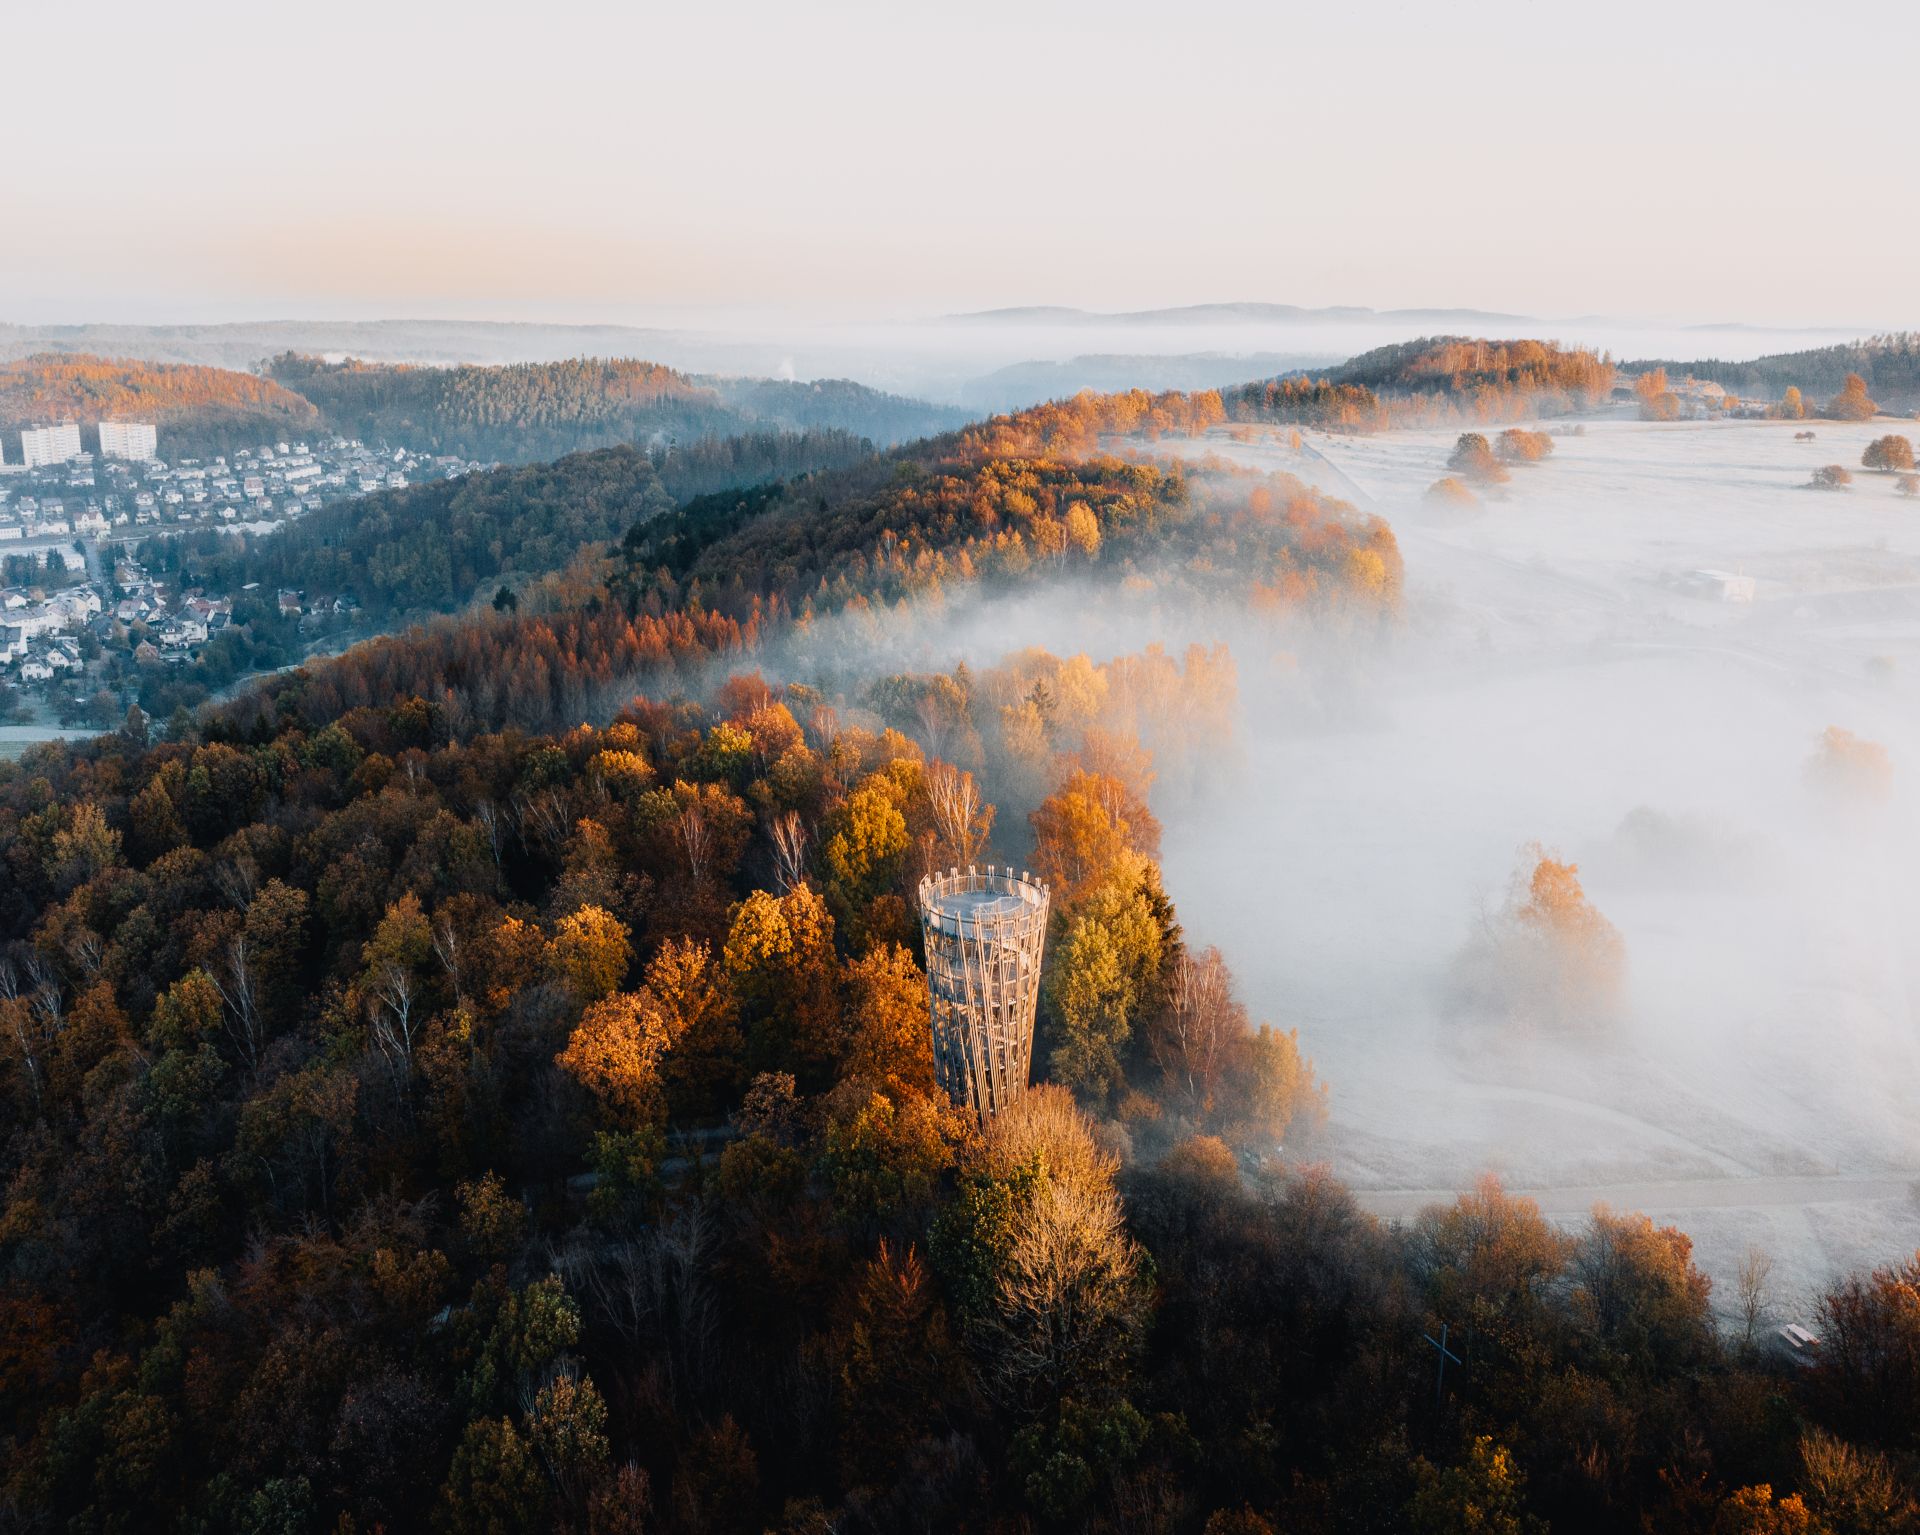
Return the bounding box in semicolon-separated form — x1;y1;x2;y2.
0;418;481;740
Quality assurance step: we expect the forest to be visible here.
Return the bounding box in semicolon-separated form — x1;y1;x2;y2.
702;376;973;445
0;382;1916;1535
1212;340;1616;437
1330;337;1617;422
1218;376;1386;431
1626;335;1920;411
265;356;970;462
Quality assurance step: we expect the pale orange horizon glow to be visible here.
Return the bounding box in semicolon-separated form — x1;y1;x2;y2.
6;0;1915;329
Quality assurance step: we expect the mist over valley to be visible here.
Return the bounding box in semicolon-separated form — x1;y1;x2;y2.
8;3;1920;1523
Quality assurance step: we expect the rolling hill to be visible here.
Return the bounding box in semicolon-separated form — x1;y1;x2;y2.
267;354;969;461
0;353;321;458
0;351;970;466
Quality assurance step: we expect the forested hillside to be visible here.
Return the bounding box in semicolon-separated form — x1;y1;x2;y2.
1;384;1912;1534
136;429;882;636
137;447;679;625
226;384;1397;735
1624;333;1920;410
0;353;321;459
1212;339;1614;435
1220;376;1387;430
268;354;967;460
1330;336;1616;420
705;374;971;444
626;398;1398;623
0;352;967;469
263;355;737;461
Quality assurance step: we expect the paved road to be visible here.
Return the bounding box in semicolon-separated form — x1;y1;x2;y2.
1353;1174;1919;1221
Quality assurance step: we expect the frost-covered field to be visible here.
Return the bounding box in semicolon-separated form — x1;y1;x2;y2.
1159;418;1920;1306
0;725;77;761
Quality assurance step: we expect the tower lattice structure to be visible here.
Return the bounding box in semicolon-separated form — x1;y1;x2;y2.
917;865;1050;1126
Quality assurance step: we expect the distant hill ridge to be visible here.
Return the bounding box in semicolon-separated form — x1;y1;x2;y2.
0;351;969;463
0;318;692;370
268;354;968;459
959;350;1338;411
1329;335;1615;401
947;301;1538;326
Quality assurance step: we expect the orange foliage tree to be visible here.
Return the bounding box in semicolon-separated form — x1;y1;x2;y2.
1806;726;1892;803
1453;844;1627;1031
555;992;670;1130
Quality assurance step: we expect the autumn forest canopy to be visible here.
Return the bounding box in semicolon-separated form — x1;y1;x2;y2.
2;358;1919;1535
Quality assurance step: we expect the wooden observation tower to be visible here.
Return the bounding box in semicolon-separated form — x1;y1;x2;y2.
917;865;1050;1127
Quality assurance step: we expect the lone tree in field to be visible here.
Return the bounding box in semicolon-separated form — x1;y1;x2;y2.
1448;433;1510;484
1806;725;1892;804
1733;1244;1776;1354
1825;373;1879;422
1496;427;1554;464
1426;476;1479;507
1451;843;1627;1033
1863;435;1915;472
1774;385;1807;421
1810;464;1853;490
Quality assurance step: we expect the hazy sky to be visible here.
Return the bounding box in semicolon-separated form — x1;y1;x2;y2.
6;0;1914;327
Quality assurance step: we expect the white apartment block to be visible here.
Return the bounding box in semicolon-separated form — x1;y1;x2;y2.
20;423;83;468
99;420;159;461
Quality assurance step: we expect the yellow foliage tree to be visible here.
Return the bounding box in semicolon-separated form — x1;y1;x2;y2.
589;747;654;797
1513;849;1626;1017
1452;845;1626;1032
821;772;913;947
1634;369;1682;422
1043;850;1169;1101
1030;769;1160;903
640;938;743;1115
818;1080;962;1225
1825;373;1879;422
840;942;939;1101
546;905;632;1004
556;991;668;1130
1063;501;1102;560
723;884;841;1074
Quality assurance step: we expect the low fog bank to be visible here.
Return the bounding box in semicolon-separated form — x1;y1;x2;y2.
1150;419;1920;1302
